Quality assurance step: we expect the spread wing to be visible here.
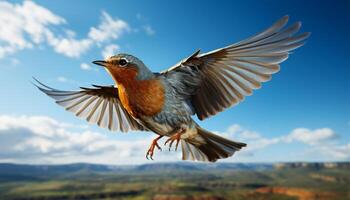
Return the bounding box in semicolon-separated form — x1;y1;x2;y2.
161;15;310;120
33;79;146;132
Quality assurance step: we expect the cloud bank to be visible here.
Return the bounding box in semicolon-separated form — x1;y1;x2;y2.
0;1;130;58
0;115;348;164
0;115;179;164
220;124;349;160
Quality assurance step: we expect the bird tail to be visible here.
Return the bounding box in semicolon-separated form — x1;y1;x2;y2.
181;126;246;162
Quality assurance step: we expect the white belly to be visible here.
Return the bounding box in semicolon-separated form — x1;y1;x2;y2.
140;115;198;139
140;116;173;136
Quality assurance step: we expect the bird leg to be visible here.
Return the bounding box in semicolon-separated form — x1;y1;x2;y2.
164;127;185;151
146;135;163;160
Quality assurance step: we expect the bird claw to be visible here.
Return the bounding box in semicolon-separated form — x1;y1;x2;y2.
146;137;162;160
164;132;182;151
146;148;155;160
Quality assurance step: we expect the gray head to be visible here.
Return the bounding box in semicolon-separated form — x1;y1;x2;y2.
92;53;154;82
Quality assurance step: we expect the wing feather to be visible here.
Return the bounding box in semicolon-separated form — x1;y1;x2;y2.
34;79;146;132
161;16;310;120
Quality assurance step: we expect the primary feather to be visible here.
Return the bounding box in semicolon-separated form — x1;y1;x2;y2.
161;15;310;120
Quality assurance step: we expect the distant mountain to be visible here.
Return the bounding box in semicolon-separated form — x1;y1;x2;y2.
0;163;113;174
0;162;348;181
273;162;350;169
0;162;272;175
0;163;115;181
134;162;273;172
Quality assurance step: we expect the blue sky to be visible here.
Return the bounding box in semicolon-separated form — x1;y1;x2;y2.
0;0;348;164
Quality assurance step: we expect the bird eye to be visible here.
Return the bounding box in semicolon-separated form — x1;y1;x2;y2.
118;58;128;67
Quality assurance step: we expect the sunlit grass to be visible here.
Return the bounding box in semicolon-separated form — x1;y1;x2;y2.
0;166;348;200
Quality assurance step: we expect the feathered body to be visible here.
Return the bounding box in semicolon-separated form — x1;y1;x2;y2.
35;16;309;162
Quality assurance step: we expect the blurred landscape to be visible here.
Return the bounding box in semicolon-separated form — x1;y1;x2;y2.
0;162;348;200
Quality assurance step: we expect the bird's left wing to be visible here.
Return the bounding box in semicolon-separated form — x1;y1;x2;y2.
34;79;146;132
161;16;310;120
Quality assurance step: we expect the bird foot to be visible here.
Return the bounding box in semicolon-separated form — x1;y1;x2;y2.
164;128;185;151
146;136;162;160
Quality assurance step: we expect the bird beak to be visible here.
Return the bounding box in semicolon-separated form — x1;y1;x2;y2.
92;60;108;67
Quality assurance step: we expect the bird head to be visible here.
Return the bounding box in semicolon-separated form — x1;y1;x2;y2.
92;54;154;84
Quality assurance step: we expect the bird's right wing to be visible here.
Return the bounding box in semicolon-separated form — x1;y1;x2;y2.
161;16;310;120
34;79;146;132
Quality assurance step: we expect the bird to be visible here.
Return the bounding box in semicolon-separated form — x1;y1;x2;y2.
34;16;309;162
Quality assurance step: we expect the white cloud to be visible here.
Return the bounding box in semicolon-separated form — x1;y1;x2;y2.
57;76;68;83
218;124;348;160
308;143;350;160
56;76;81;85
80;62;97;71
0;1;129;58
332;143;350;158
46;33;93;58
218;124;280;156
143;25;155;36
102;44;120;59
225;124;261;140
15;1;65;43
0;1;64;58
135;13;155;36
88;11;130;43
0;114;347;164
283;128;337;145
0;115;179;164
80;63;91;70
11;58;20;66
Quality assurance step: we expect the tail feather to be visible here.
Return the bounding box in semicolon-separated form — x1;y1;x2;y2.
181;126;246;162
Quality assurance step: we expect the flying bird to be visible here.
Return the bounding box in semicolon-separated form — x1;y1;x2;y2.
35;16;309;162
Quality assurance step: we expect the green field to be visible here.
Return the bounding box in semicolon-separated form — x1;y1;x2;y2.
0;163;348;200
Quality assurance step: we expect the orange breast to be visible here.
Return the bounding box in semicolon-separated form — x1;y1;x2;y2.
118;78;165;118
107;65;165;118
